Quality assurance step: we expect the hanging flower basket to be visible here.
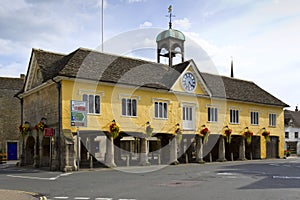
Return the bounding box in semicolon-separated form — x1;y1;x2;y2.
19;123;30;138
175;127;182;145
200;126;210;144
243;129;253;145
262;130;270;142
224;128;232;144
109;120;120;139
34;121;45;133
146;124;153;138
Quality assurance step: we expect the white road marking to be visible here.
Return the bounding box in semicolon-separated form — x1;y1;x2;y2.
95;198;112;200
7;172;73;181
53;197;69;199
74;197;90;200
273;176;300;179
217;172;234;175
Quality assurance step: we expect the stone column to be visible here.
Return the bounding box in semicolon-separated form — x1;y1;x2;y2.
34;132;40;167
20;137;26;166
217;136;226;162
139;138;150;166
195;136;205;163
169;136;179;165
239;137;246;160
105;136;116;167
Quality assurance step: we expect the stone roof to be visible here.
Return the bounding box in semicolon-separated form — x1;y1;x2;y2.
201;73;288;107
284;110;300;127
0;77;24;90
26;47;288;107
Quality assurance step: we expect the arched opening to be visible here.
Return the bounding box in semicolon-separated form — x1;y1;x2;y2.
25;136;35;165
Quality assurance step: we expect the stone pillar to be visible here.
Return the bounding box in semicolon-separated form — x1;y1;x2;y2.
105;136;116;167
39;137;43;167
195;136;204;163
34;133;40;167
217;136;226;162
239;137;246;160
20;137;26;166
169;136;179;165
139;138;150;166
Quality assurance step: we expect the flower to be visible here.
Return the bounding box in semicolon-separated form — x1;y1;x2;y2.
224;126;232;143
145;122;153;137
262;129;270;142
34;121;45;132
109;120;120;139
199;125;210;143
175;124;182;145
19;123;30;137
243;127;253;145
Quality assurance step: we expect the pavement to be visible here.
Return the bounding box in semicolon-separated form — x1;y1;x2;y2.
0;160;46;200
0;189;45;200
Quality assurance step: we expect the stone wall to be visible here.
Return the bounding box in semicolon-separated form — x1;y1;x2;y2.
0;77;24;156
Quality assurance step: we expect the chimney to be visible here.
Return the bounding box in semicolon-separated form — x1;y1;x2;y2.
20;74;25;80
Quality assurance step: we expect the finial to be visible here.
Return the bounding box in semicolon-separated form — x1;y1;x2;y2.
167;5;175;29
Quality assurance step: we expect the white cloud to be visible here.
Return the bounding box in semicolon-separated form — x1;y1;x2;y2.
173;18;191;30
139;21;153;28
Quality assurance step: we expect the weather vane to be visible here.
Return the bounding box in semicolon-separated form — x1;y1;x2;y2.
167;5;175;29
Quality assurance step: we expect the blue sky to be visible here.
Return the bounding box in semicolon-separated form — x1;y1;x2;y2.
1;0;300;108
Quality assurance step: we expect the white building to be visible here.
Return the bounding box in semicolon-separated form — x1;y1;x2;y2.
284;107;300;156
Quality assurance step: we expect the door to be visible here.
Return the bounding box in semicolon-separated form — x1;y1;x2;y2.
7;142;18;160
182;105;195;130
266;136;279;158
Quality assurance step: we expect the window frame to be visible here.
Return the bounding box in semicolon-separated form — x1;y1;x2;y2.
250;111;259;125
121;97;137;117
208;107;218;122
230;108;240;124
269;113;277;127
154;101;168;119
285;132;289;139
82;94;101;115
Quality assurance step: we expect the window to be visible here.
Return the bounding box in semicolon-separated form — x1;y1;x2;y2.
250;111;259;125
285;132;289;139
154;102;168;119
83;94;100;114
208;107;218;122
269;113;276;126
122;98;137;117
230;109;239;124
183;106;193;121
295;132;299;139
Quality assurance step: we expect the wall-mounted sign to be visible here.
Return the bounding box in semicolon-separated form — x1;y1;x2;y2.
71;100;87;127
44;128;55;137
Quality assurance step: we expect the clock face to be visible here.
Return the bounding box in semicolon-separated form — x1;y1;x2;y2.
182;72;196;92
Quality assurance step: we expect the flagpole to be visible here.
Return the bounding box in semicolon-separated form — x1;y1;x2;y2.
101;0;104;52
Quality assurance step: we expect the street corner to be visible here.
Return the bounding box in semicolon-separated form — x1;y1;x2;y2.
0;189;47;200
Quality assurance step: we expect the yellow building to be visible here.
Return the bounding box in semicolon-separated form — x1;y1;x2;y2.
17;24;288;171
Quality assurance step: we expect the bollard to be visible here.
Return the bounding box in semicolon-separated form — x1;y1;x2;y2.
157;154;161;165
209;153;212;162
231;153;234;161
126;155;130;166
89;154;93;169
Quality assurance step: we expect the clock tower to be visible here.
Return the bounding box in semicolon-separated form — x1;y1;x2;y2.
156;5;185;67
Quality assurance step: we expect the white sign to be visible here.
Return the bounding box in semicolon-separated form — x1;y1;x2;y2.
70;100;87;127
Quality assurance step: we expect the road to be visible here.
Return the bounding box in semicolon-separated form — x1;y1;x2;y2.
0;158;300;200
